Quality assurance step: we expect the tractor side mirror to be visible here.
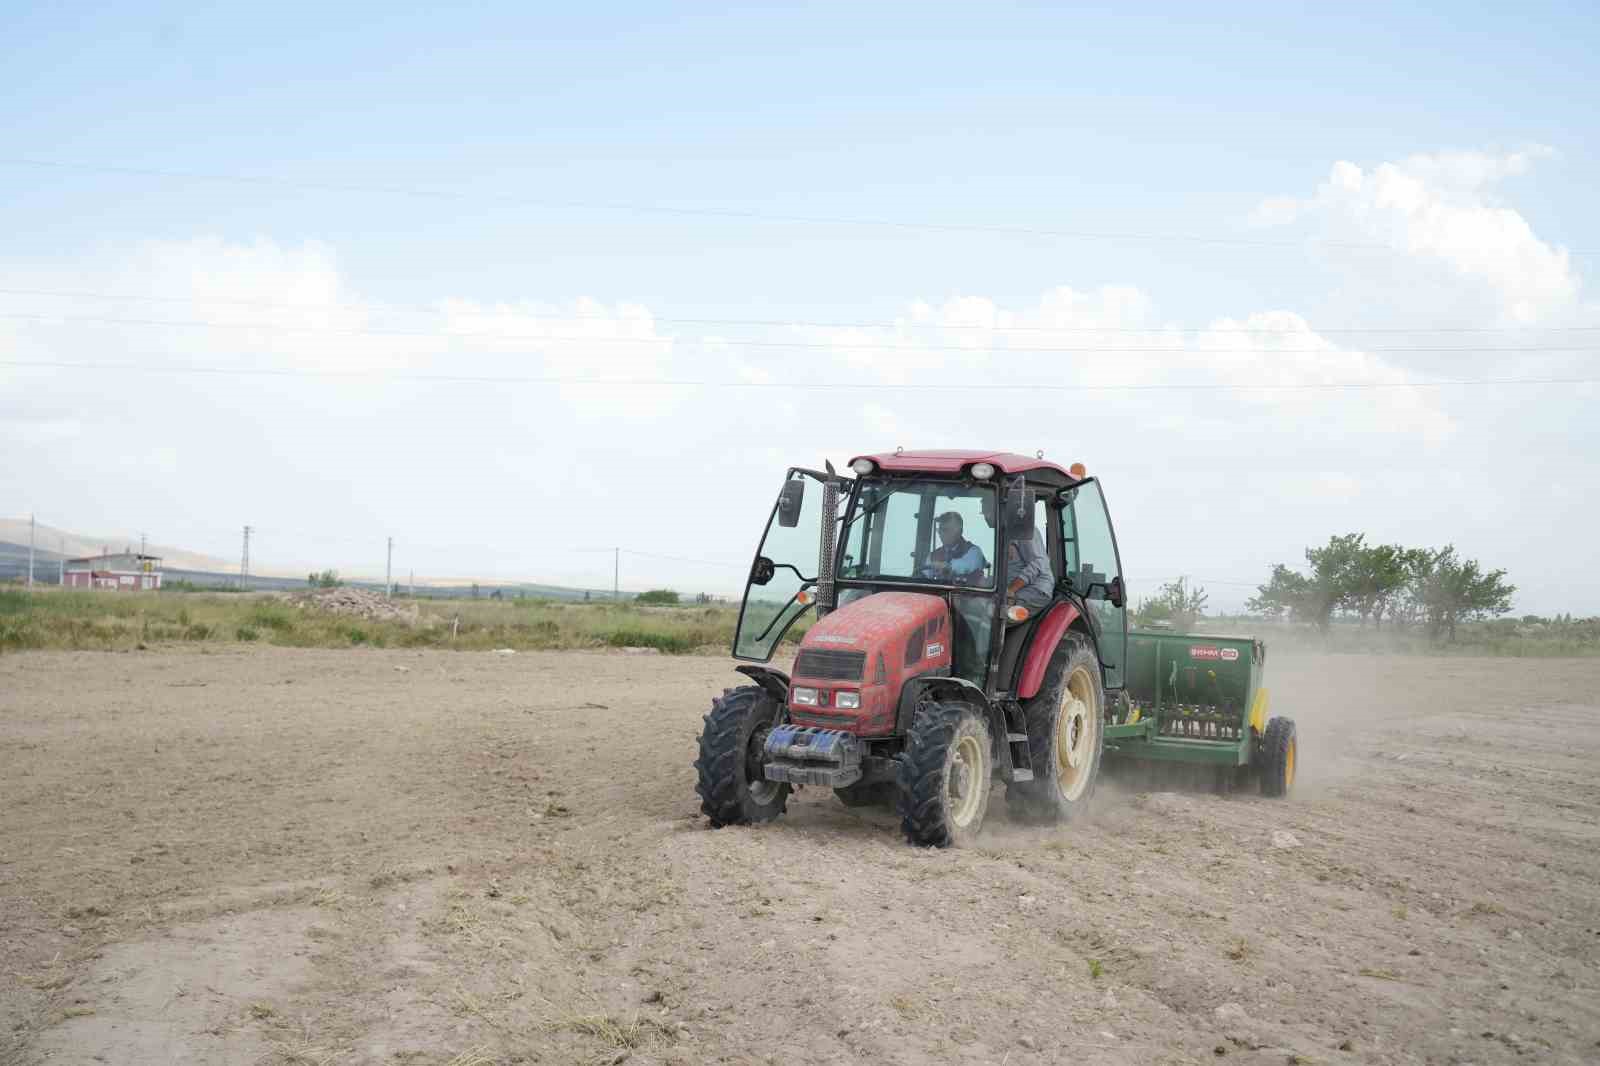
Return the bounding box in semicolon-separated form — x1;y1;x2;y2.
1107;575;1126;609
776;478;806;528
1002;476;1035;534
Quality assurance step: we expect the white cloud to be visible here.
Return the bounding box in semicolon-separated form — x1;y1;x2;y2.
2;222;1591;611
1253;148;1580;323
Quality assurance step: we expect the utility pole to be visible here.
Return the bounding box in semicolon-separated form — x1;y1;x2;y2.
386;537;393;598
240;525;252;590
58;535;65;586
27;514;35;590
140;532;147;557
409;569;415;598
613;547;620;601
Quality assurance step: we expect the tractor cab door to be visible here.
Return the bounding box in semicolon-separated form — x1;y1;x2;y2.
1061;478;1128;690
734;468;829;662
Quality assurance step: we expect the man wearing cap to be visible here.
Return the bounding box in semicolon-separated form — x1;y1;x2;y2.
922;511;988;584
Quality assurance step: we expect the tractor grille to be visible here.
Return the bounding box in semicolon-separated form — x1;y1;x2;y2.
794;648;866;681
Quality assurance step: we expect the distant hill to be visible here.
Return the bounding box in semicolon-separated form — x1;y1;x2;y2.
0;518;233;573
0;526;620;602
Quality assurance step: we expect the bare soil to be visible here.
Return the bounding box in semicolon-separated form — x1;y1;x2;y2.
2;646;1598;1065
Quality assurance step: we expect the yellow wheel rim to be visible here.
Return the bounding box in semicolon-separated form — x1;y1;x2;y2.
1056;666;1101;802
1284;738;1296;791
949;733;985;828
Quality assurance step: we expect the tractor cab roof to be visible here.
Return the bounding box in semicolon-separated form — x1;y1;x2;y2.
848;449;1085;487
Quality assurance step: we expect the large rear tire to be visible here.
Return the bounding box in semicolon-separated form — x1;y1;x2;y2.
695;686;790;827
1258;716;1297;798
898;700;993;847
1007;631;1104;823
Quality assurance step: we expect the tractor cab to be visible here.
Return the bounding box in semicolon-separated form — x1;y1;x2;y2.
698;450;1130;847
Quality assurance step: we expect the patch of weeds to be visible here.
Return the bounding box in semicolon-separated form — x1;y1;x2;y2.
249;1002;276;1020
236;625;260;642
1225;938;1250;961
1466;900;1503;917
1393;904;1408;920
1358;967;1400;981
542;1013;678;1050
1087;958;1104;979
444;1050;497;1066
260;1041;338;1066
310;887;345;908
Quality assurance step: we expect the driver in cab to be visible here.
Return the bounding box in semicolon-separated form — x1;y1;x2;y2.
920;511;987;584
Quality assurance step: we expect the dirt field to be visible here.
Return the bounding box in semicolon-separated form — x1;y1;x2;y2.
3;647;1598;1066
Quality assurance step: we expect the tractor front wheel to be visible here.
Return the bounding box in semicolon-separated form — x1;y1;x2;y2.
898;700;993;847
1008;632;1104;823
695;686;790;827
1259;716;1297;797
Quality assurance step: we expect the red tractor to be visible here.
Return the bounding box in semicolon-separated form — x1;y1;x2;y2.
695;450;1130;846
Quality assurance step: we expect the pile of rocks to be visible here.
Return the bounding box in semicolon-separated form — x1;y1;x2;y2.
289;586;420;624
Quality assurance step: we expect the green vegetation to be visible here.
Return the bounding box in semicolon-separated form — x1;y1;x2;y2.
1134;576;1209;629
0;588;810;655
1247;533;1516;642
635;589;680;605
308;569;343;588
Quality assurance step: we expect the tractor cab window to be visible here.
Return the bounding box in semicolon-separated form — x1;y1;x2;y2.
734;470;830;661
840;480;996;589
1060;479;1128;689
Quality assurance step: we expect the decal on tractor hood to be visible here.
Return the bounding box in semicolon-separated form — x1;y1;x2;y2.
810;634;859;646
1188;646;1240;662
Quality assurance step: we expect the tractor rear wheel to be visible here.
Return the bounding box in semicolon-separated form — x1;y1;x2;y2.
1007;632;1104;823
897;700;993;847
1259;716;1297;797
695;686;790;827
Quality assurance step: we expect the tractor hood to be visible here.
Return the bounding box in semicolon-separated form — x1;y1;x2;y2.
787;591;953;736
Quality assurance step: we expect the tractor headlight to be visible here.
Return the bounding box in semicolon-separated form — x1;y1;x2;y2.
970;462;995;479
792;687;818;706
850;458;876;475
835;690;860;710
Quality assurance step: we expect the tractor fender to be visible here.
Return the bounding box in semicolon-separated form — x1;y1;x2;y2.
734;664;790;704
1015;602;1084;700
895;673;1009;766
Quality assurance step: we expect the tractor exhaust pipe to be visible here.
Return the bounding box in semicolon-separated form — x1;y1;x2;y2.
816;474;840;617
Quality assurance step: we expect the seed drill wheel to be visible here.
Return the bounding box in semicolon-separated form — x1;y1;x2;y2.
1008;632;1105;822
898;700;993;847
1258;716;1298;798
695;686;790;827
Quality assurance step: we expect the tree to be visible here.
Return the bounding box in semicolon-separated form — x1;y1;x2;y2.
1246;563;1315;622
636;589;680;605
1344;542;1412;629
308;569;342;588
1407;546;1515;642
1135;577;1209;629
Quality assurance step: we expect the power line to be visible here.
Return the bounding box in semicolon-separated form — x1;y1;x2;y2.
3;310;1595;354
4;155;1594;257
3;286;1597;336
4;356;1596;391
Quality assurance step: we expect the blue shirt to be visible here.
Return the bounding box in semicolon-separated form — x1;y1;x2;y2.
927;538;988;580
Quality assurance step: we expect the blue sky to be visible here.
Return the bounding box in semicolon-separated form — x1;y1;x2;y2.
2;3;1597;612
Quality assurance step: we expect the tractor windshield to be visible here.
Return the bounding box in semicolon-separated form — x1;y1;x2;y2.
839;479;997;589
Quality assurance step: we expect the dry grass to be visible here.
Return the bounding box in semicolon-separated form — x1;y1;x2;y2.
443;1049;497;1066
0;588;810;655
541;1012;678;1050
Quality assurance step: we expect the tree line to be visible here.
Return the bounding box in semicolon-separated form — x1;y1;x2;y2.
1245;533;1515;641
